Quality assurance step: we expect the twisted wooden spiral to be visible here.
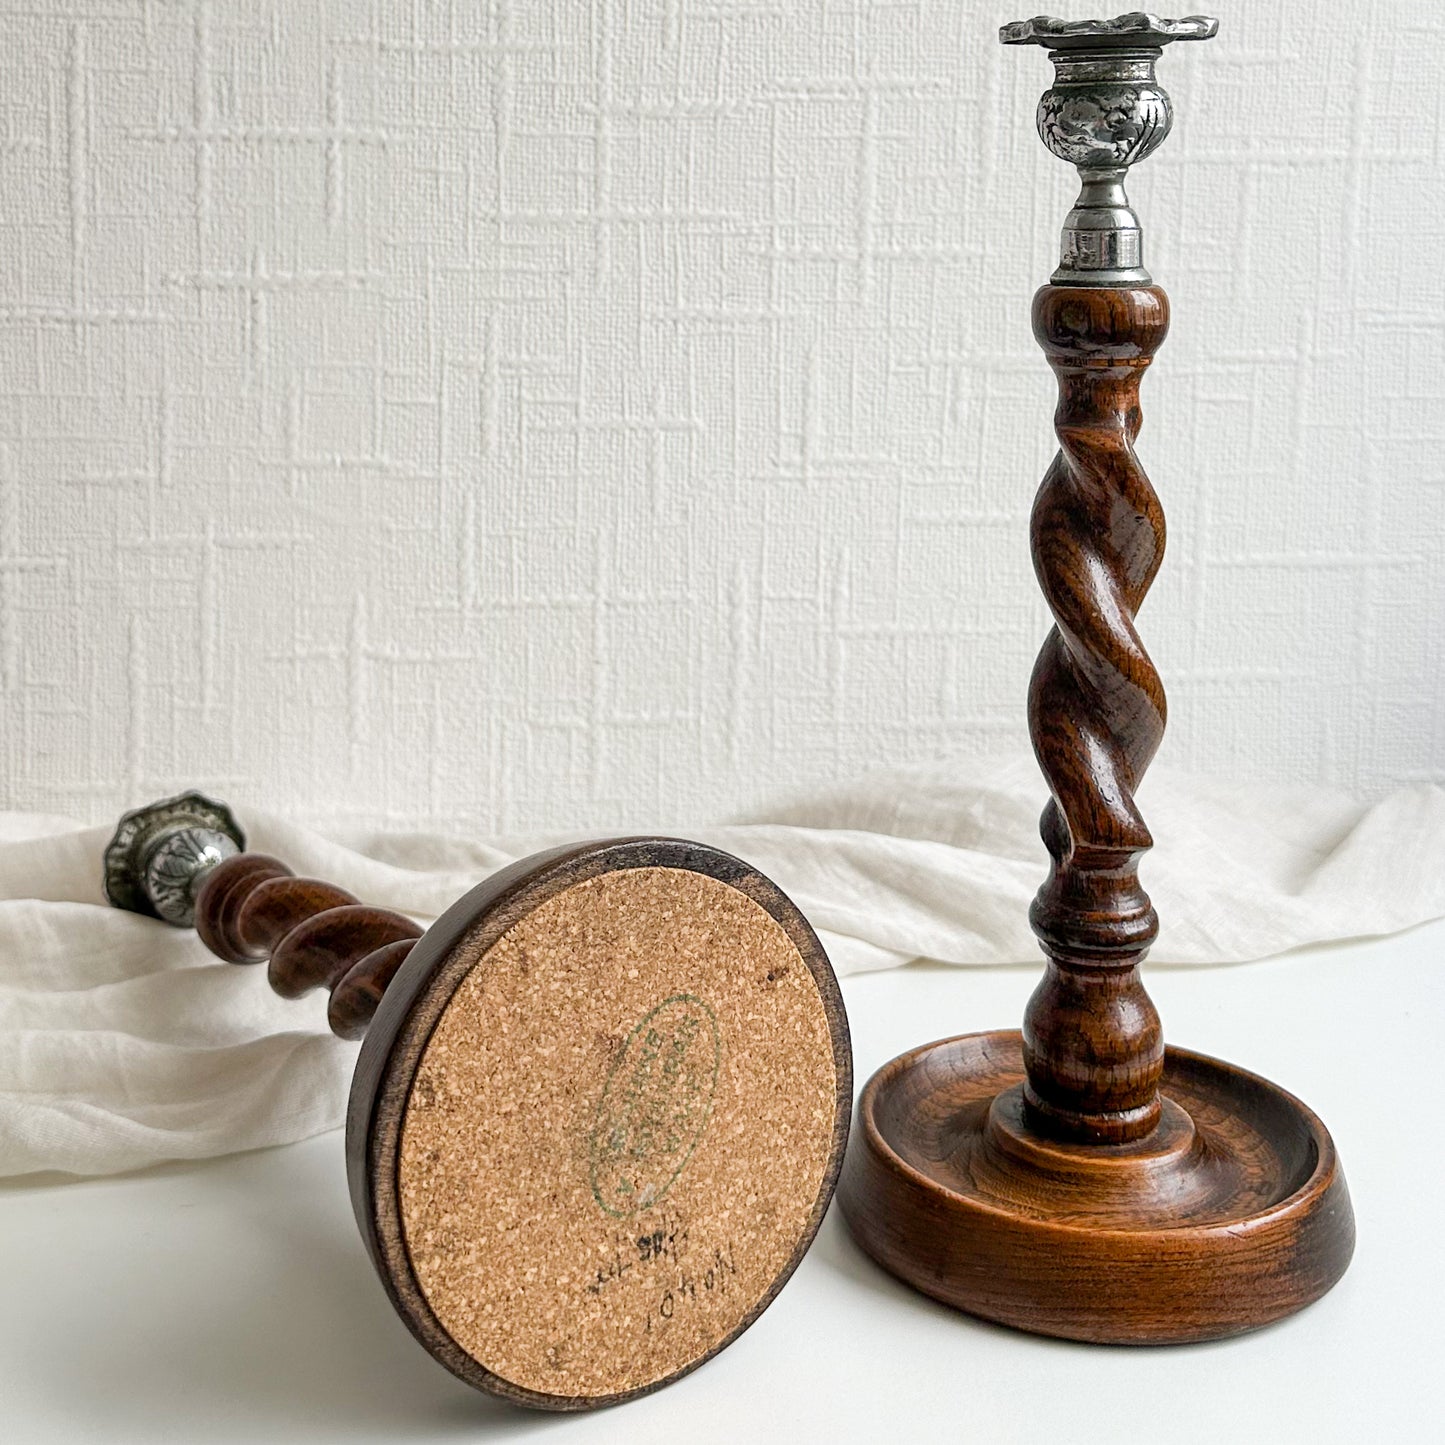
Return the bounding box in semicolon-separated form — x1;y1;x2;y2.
1023;283;1171;1145
194;853;423;1040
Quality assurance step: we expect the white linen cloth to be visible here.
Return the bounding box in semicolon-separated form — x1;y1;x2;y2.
3;757;1443;1179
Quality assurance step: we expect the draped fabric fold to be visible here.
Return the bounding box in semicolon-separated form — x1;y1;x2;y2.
3;758;1442;1178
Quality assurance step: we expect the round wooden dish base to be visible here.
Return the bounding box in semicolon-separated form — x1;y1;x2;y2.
839;1030;1354;1344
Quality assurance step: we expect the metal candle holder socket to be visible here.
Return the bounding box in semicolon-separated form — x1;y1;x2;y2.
103;791;245;926
1001;12;1218;285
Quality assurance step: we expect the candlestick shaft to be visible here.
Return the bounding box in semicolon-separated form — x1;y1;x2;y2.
1023;283;1169;1144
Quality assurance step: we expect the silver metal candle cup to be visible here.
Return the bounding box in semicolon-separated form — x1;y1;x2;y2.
1001;13;1218;285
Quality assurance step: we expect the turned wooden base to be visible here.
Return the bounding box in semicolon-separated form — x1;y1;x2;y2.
838;1031;1354;1344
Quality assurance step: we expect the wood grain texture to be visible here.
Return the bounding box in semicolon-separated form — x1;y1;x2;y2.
841;1031;1354;1343
838;282;1356;1342
193;854;422;1040
1026;284;1169;1146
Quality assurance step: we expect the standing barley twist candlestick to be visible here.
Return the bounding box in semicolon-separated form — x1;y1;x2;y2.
838;14;1355;1342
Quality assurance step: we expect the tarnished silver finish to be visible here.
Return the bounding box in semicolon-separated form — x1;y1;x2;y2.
103;790;245;926
1000;14;1217;286
1000;13;1218;49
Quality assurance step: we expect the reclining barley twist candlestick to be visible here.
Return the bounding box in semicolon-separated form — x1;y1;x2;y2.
839;14;1355;1341
106;795;851;1408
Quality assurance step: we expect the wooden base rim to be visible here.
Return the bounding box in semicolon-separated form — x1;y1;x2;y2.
345;838;852;1411
838;1030;1354;1345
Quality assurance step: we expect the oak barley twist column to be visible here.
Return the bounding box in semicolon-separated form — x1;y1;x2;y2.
1025;281;1170;1144
106;792;851;1409
837;14;1355;1343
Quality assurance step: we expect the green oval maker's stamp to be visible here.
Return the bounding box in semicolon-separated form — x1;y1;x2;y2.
589;994;722;1219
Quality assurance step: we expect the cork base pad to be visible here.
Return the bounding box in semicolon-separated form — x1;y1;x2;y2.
347;841;850;1410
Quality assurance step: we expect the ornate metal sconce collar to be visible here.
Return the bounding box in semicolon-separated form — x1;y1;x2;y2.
1001;13;1218;286
1000;13;1218;50
104;790;245;926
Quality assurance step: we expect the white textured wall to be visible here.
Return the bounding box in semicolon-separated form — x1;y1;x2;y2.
1;1;1441;832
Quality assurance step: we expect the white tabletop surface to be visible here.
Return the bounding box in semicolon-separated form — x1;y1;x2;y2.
3;920;1442;1444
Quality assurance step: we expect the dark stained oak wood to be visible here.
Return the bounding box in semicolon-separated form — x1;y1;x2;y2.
837;283;1355;1342
193;853;293;964
328;936;416;1040
193;856;420;1037
842;1032;1354;1343
239;876;364;961
268;904;423;1000
1026;285;1170;1145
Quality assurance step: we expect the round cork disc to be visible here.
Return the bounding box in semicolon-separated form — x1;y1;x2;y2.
345;838;851;1411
